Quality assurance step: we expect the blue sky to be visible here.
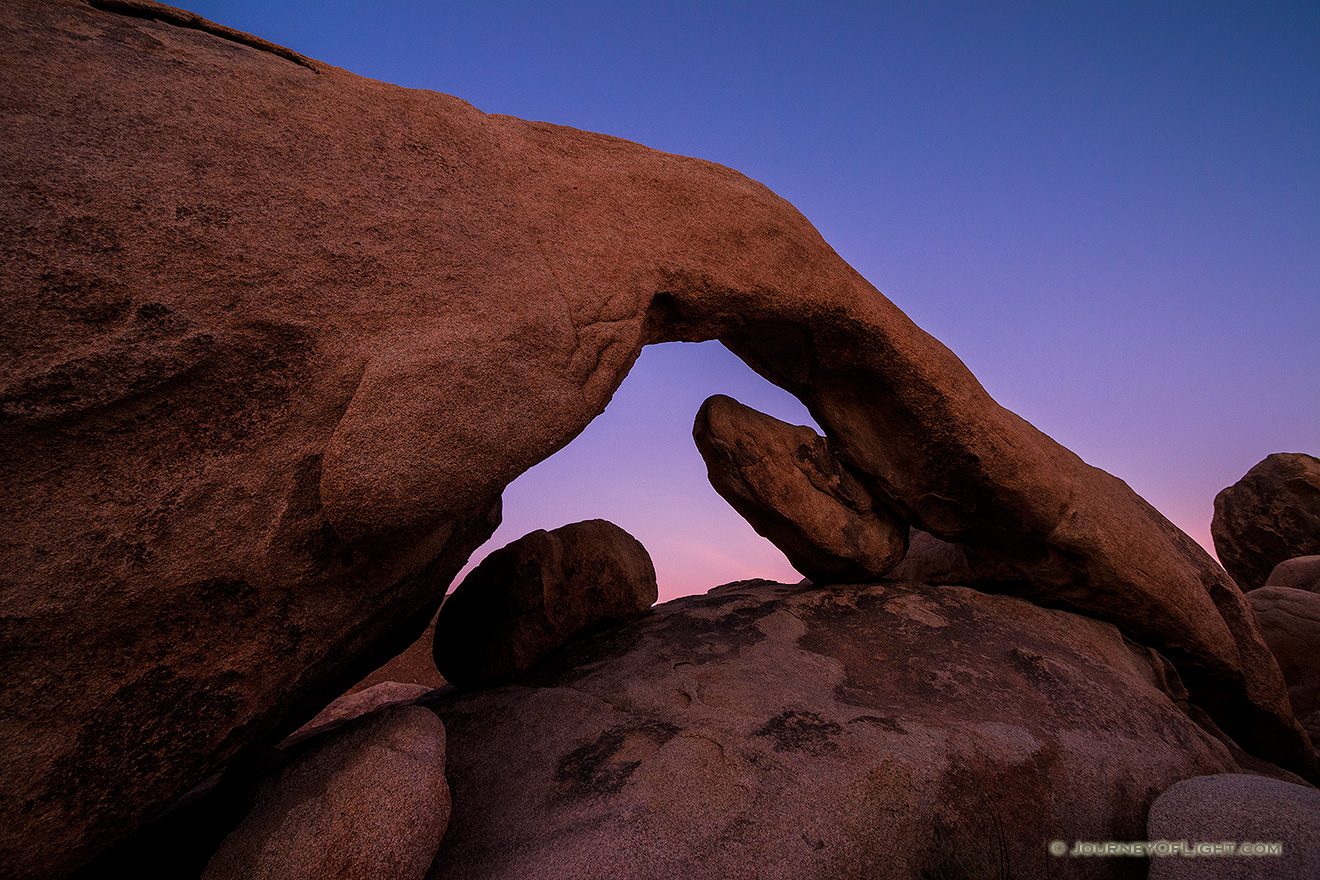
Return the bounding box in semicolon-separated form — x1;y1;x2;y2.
187;1;1319;599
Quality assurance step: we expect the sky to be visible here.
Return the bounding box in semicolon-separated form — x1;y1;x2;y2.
187;1;1319;602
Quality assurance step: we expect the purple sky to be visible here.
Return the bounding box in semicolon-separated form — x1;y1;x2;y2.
188;1;1319;602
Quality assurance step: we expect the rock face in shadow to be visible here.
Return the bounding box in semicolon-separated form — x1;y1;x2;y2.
886;528;976;585
1;1;1312;875
425;580;1256;880
1247;587;1320;748
433;520;657;688
203;706;450;880
1213;453;1320;591
693;394;908;583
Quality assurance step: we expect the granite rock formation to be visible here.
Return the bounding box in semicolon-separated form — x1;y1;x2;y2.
433;520;657;688
885;528;976;585
1246;586;1320;748
1147;773;1320;880
425;579;1260;880
693;394;908;583
1213;453;1320;591
202;706;450;880
0;1;1313;875
285;682;437;747
1265;555;1320;594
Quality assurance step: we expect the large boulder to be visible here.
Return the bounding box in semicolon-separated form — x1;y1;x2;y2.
1213;453;1320;591
1147;773;1320;879
0;1;1312;874
1265;555;1320;594
203;706;450;880
1246;586;1320;747
425;579;1257;880
692;394;908;583
433;520;658;688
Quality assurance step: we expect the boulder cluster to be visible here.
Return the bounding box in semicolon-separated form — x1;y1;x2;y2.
1215;453;1320;755
2;2;1318;879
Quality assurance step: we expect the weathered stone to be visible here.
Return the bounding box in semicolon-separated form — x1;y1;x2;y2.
1247;586;1320;748
1147;773;1320;879
285;681;437;746
1213;453;1320;591
693;394;907;583
0;1;1312;874
426;579;1258;880
885;528;976;585
203;706;450;880
1265;555;1320;594
434;520;657;688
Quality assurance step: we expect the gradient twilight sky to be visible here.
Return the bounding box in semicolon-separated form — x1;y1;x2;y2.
189;1;1319;602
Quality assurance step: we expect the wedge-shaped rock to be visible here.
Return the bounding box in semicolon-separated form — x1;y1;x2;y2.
693;394;907;583
434;520;657;687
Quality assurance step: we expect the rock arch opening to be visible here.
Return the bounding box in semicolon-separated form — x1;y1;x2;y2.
454;340;822;602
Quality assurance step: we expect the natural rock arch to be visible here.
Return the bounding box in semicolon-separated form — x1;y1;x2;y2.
0;2;1311;876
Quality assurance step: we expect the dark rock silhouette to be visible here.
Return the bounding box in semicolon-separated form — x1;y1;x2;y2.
1213;453;1320;591
1;1;1313;875
425;579;1261;880
693;394;908;583
434;520;657;688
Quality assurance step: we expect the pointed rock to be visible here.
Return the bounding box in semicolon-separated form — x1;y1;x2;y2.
693;394;907;583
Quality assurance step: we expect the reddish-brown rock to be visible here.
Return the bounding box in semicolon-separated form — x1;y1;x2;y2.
1147;774;1320;880
693;394;908;583
1213;453;1320;591
426;580;1259;880
203;706;450;880
1247;586;1320;748
434;520;657;688
0;1;1312;876
885;528;976;585
1265;555;1320;594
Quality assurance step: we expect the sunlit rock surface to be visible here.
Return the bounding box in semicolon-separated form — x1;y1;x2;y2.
1;1;1312;875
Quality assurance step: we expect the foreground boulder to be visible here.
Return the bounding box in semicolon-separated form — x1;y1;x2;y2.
1213;453;1320;591
203;706;450;880
425;579;1265;880
1147;774;1320;879
434;520;657;687
0;1;1312;875
693;394;908;582
1246;587;1320;747
1265;556;1320;594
